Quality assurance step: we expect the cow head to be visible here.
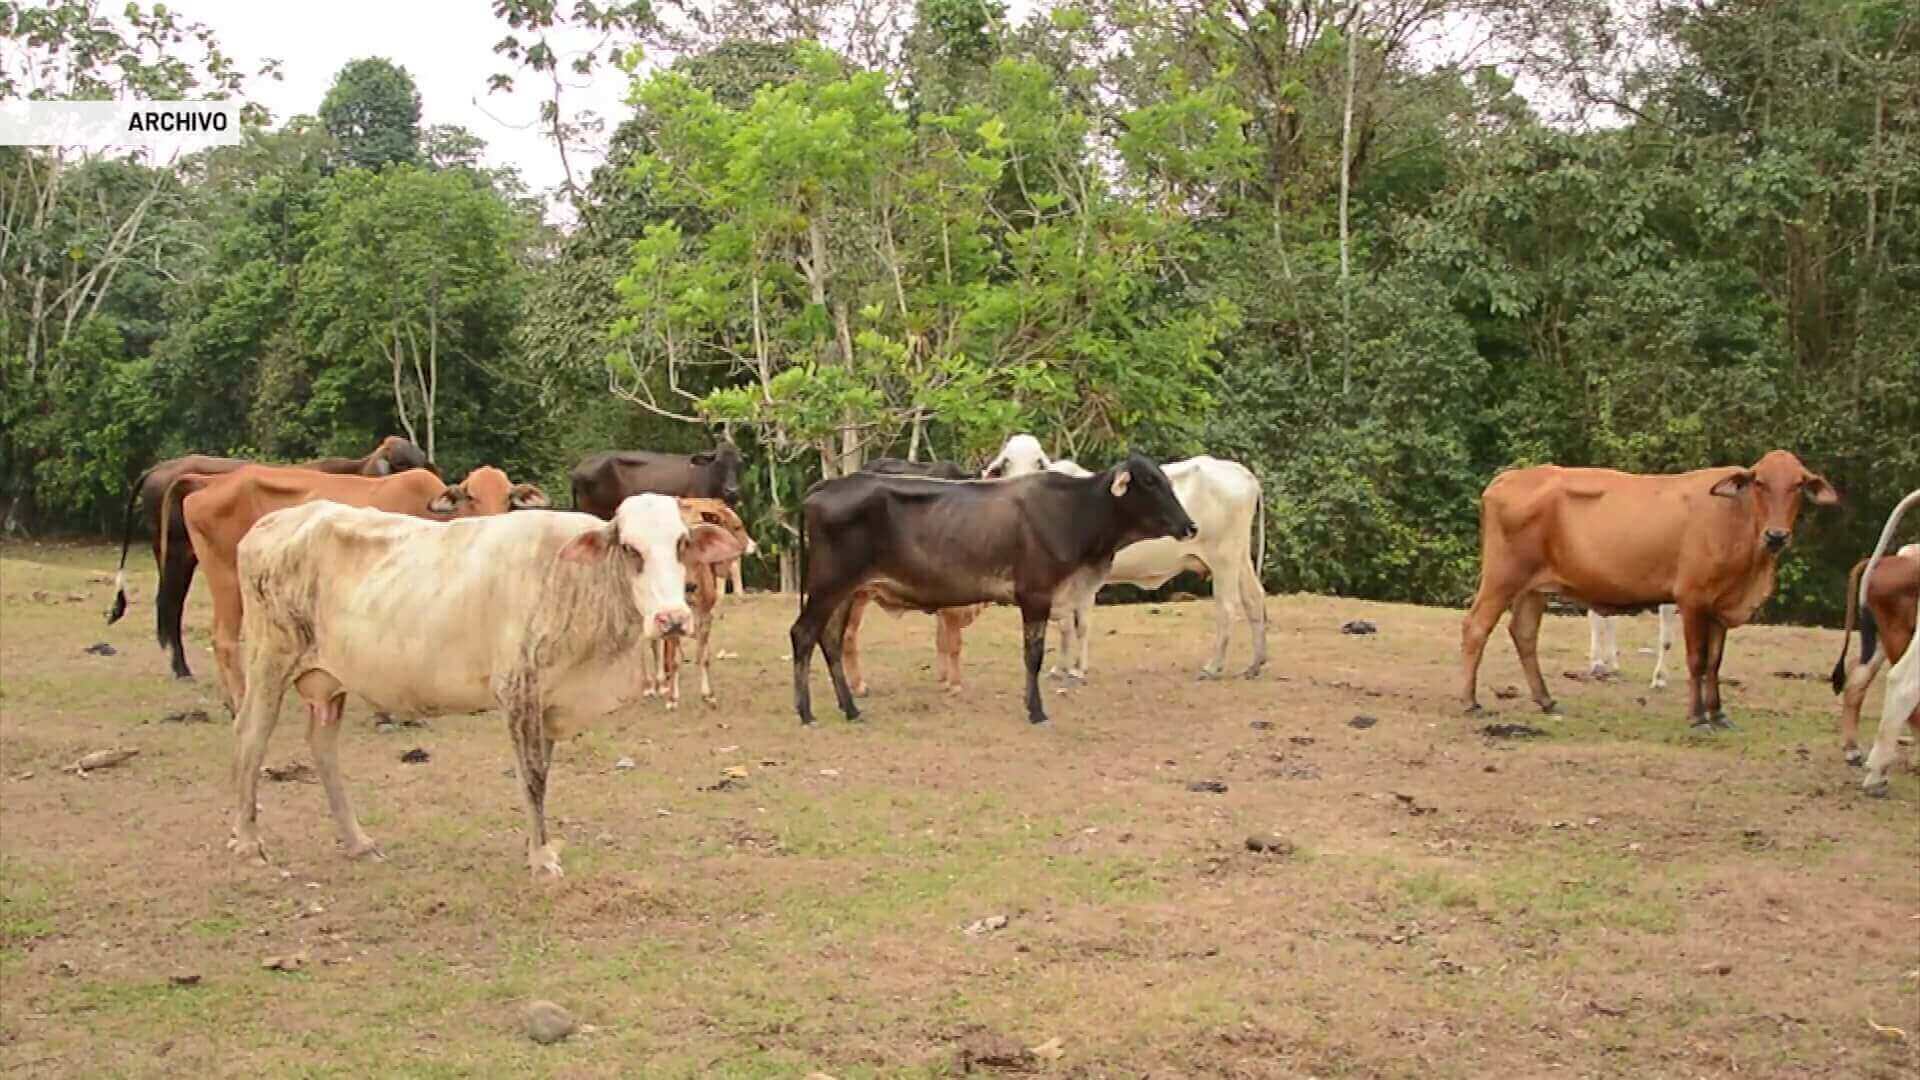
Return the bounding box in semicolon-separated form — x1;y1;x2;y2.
429;467;551;516
983;433;1051;479
371;436;431;477
691;444;745;506
1110;452;1198;542
1708;450;1838;554
559;494;746;638
677;497;758;557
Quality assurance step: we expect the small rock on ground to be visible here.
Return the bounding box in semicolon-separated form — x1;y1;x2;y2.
83;642;118;656
525;1000;577;1044
963;914;1010;935
1187;779;1229;793
1481;723;1546;738
1348;715;1378;730
400;747;430;764
954;1032;1033;1072
1245;834;1295;855
1340;619;1377;635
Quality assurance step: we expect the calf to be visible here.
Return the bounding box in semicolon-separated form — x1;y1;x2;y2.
1861;491;1920;795
647;498;758;709
835;457;984;698
989;436;1268;682
792;453;1197;726
1461;450;1838;729
229;496;743;875
1586;605;1676;688
1831;544;1920;764
173;464;548;712
107;435;430;678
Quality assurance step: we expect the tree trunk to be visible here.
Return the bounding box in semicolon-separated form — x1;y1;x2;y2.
1338;8;1358;399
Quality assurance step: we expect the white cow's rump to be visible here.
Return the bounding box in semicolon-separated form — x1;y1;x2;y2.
1585;604;1676;689
230;495;742;876
988;436;1267;681
1862;490;1920;795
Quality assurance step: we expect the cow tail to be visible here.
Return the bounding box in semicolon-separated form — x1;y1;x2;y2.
107;464;157;624
1255;477;1266;580
1831;557;1866;694
1859;488;1920;638
796;502;807;615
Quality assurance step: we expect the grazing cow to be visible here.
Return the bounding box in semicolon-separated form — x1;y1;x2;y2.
1460;450;1838;728
1586;605;1676;688
171;464;548;712
990;435;1267;682
571;444;746;594
834;458;985;698
1831;543;1920;764
1861;490;1920;795
107;436;431;677
228;496;744;875
791;453;1198;726
646;498;758;709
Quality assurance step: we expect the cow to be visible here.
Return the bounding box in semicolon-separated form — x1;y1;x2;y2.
791;453;1198;726
644;497;758;709
1460;450;1839;728
1860;490;1920;795
170;464;548;712
988;435;1267;682
106;436;431;678
834;457;985;698
227;495;744;876
571;444;746;595
1585;605;1676;688
1831;543;1920;765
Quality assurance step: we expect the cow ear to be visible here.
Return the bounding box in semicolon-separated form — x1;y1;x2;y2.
683;523;746;565
428;485;464;514
689;452;715;466
1803;474;1839;505
371;456;393;477
982;458;1006;479
1110;468;1132;498
559;525;618;563
509;483;551;510
1709;470;1752;498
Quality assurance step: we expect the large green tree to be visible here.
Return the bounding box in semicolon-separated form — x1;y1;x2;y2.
319;58;424;171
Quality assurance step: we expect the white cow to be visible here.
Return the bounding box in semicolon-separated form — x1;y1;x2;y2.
1862;489;1920;796
988;434;1268;680
1586;605;1676;689
228;495;744;877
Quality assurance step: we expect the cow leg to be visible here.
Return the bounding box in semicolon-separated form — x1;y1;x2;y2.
1239;558;1268;679
817;595;861;721
1680;608;1713;728
1460;575;1521;713
1649;604;1674;690
935;608;968;693
505;691;562;878
1862;648;1920;796
1587;613;1618;677
205;561;247;717
1703;618;1734;730
229;650;295;864
840;591;872;697
729;559;744;598
1839;651;1883;765
300;674;379;860
696;610;716;706
661;636;682;711
1018;594;1052;725
1507;591;1558;715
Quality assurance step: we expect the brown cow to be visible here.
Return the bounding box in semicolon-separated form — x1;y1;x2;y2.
1830;544;1919;764
107;436;431;679
169;464;548;711
1460;450;1838;728
646;498;758;709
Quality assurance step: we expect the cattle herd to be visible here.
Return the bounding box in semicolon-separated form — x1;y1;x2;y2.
101;437;1918;877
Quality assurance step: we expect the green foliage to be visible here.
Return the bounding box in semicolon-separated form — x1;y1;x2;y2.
319;58;424;171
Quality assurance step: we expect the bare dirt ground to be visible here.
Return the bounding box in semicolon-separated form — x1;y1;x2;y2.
2;539;1917;1078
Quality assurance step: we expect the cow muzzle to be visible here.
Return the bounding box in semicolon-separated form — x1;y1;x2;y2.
654;609;693;637
1178;522;1200;541
1763;528;1790;552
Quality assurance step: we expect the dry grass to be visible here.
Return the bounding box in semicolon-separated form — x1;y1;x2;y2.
2;539;1917;1078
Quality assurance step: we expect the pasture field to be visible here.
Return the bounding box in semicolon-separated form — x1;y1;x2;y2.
2;540;1917;1078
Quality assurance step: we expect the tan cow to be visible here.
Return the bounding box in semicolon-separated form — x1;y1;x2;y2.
169;464;548;712
1460;450;1838;728
228;496;743;875
646;497;758;709
1830;543;1919;764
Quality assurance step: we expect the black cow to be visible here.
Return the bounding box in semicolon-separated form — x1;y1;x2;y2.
570;445;744;519
791;452;1198;726
106;435;431;679
860;457;971;480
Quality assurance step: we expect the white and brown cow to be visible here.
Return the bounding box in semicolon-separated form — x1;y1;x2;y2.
643;497;757;710
1861;489;1920;795
989;435;1268;681
228;495;743;877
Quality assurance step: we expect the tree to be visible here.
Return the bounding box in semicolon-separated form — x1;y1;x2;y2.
319;58;423;171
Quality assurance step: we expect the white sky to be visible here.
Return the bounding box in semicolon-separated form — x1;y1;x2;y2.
177;0;637;206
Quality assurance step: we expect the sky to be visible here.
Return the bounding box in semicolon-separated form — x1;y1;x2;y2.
177;0;638;206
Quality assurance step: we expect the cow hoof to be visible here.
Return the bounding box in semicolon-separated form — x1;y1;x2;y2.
1240;665;1264;681
701;694;717;708
1710;712;1737;732
529;843;565;879
664;700;678;712
227;837;268;864
346;840;385;861
1650;676;1667;690
1844;748;1865;767
852;684;870;698
1540;701;1562;716
1196;668;1221;682
1028;715;1049;726
797;712;816;727
1463;702;1485;716
1863;780;1890;798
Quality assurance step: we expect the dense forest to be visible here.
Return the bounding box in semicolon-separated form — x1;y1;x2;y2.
2;0;1914;621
